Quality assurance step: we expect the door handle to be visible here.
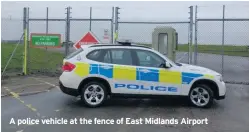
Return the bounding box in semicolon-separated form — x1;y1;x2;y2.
100;65;112;69
139;69;150;73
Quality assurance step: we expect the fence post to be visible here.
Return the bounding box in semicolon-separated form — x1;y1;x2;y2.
194;5;198;65
46;7;49;34
189;6;194;64
23;7;28;75
221;5;225;76
114;7;120;44
65;6;72;56
27;7;30;74
89;7;92;31
111;7;114;44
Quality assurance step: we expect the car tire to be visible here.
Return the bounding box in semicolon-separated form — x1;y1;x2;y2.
81;81;107;108
188;84;214;108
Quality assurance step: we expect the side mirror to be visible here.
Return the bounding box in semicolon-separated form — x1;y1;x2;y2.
165;61;172;68
160;61;171;68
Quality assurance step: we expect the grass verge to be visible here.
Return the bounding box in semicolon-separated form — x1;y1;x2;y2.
138;44;249;57
1;44;64;73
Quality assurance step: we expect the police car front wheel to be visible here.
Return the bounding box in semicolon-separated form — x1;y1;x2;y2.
189;84;214;108
81;82;107;107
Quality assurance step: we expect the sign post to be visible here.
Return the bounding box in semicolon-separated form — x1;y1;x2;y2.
30;33;61;48
73;31;101;49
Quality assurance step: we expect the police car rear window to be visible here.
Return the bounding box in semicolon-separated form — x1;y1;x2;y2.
65;48;83;59
86;50;102;61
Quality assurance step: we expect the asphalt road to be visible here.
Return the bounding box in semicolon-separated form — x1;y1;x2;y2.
2;81;249;132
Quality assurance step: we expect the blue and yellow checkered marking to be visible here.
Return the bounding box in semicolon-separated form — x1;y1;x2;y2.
159;70;182;84
99;64;113;78
182;72;203;84
74;63;212;84
113;65;136;80
137;68;159;82
90;64;99;74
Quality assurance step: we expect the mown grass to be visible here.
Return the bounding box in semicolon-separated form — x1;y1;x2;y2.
137;43;249;57
1;43;64;73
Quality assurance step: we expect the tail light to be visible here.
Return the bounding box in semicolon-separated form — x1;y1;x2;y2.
62;62;76;72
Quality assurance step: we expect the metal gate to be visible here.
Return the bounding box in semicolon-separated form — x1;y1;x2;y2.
195;5;249;84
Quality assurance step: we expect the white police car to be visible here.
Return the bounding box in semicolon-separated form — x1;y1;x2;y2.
59;42;226;108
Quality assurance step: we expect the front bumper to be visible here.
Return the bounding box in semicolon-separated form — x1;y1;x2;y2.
216;95;225;100
59;81;79;96
216;81;226;100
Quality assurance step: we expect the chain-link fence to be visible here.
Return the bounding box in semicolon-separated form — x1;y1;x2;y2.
1;7;114;78
117;6;194;64
118;22;191;63
2;5;249;84
195;5;249;84
25;8;64;76
1;17;24;77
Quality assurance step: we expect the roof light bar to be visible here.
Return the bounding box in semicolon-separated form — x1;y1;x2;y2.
117;39;132;46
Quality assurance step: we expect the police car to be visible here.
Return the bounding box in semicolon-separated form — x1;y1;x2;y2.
59;42;226;108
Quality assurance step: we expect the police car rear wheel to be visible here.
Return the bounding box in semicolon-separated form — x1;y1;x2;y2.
81;82;107;107
189;84;214;108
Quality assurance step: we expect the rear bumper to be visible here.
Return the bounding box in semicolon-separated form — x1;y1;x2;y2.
59;81;79;96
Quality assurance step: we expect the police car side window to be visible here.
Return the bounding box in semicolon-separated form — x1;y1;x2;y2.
136;50;165;68
103;50;111;63
110;49;133;65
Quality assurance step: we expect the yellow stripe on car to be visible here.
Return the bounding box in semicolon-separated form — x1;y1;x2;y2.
113;65;136;80
74;62;90;77
159;70;182;84
204;74;214;79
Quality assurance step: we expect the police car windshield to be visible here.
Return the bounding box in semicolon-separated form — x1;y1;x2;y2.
168;59;182;66
167;58;181;66
175;62;182;66
152;50;179;67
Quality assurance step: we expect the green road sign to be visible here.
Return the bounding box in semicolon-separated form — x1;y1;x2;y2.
30;33;61;48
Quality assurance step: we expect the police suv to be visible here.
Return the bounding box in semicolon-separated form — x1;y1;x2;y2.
59;42;226;108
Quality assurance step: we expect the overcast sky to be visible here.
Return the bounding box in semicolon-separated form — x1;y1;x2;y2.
1;1;249;21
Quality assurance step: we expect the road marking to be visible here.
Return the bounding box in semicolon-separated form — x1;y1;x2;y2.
3;87;41;117
26;104;37;112
31;77;60;90
55;109;60;112
32;77;82;113
10;92;19;98
13;83;47;88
